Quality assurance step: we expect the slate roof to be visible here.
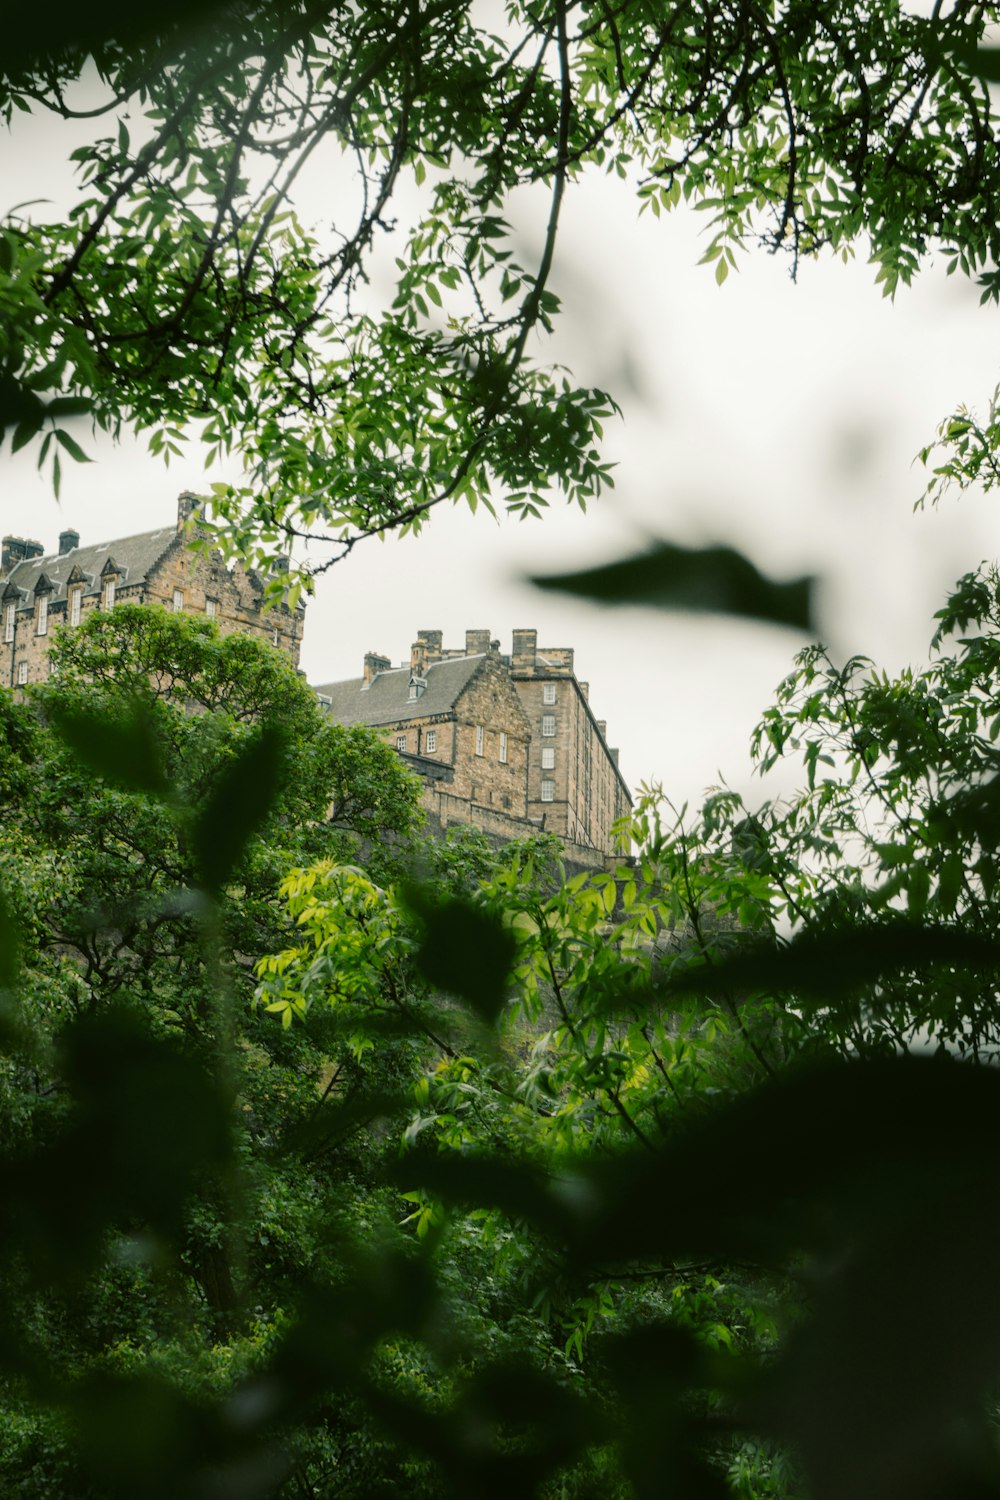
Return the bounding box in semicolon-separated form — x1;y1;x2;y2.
314;654;487;727
2;527;177;609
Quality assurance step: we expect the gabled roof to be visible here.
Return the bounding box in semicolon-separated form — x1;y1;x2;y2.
2;527;176;608
315;654;489;727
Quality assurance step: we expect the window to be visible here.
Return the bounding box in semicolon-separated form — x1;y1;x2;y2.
16;661;27;686
102;577;116;609
396;734;407;752
542;683;556;705
541;747;555;770
70;588;82;627
36;595;47;636
499;732;508;764
541;779;555;802
475;725;484;756
541;714;555;737
3;603;14;644
426;729;437;753
206;598;218;619
172;589;184;613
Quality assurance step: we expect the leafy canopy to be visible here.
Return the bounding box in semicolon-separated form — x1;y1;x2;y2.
2;0;1000;590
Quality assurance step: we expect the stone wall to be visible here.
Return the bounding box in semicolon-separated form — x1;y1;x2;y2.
146;539;302;665
372;655;531;820
1;495;303;691
508;630;631;854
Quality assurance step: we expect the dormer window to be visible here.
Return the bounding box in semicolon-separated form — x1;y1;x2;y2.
408;675;426;702
3;602;14;644
36;594;47;635
70;587;82;627
100;557;120;610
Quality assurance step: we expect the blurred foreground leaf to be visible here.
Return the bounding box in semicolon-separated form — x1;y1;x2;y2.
531;541;814;631
194;723;285;894
403;885;516;1024
659;921;1000;1003
46;696;168;798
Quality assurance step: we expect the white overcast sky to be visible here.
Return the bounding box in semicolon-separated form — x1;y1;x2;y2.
4;89;1000;816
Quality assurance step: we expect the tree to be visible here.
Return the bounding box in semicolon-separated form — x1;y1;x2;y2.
0;603;792;1498
2;1;999;604
13;576;1000;1496
249;562;1000;1499
0;606;455;1495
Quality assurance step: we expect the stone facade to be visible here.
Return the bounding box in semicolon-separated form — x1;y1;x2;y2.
315;644;535;841
508;629;632;854
316;628;631;861
0;493;303;689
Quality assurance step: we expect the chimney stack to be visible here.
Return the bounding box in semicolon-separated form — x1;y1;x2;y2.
1;536;44;576
364;651;391;684
177;491;202;530
58;529;80;556
511;628;537;671
410;629;443;675
465;628;491;655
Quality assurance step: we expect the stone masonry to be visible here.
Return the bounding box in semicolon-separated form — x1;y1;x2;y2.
317;628;631;862
0;493;303;689
315;641;535;842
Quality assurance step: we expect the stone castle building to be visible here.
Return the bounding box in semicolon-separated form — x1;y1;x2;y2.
2;489;630;865
506;628;631;851
315;629;631;863
0;492;303;688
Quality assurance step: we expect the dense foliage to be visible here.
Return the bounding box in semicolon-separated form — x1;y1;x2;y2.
9;3;1000;1495
7;579;1000;1495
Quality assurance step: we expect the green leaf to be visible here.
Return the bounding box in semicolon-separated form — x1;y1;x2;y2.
402;885;516;1025
531;541;815;632
193;723;286;894
658;921;1000;1004
46;697;169;798
965;45;1000;84
0;883;21;992
54;427;92;463
46;396;93;418
11;417;41;453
